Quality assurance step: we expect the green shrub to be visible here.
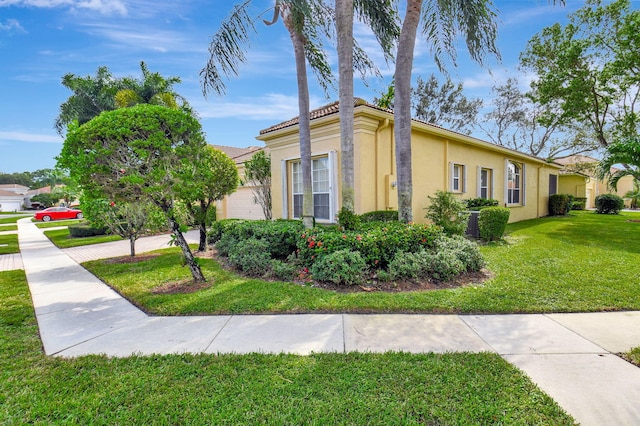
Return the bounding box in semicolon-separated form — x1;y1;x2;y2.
425;190;470;236
595;194;625;214
478;207;510;242
298;222;442;269
310;249;366;286
424;250;466;281
360;210;399;222
465;198;499;210
571;197;587;210
228;238;272;276
68;224;109;238
270;259;299;281
388;251;428;280
214;233;238;257
337;208;361;231
210;219;303;258
434;235;485;271
549;194;571;216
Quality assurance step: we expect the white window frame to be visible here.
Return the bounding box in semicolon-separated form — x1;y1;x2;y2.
288;153;336;222
449;162;466;193
477;167;494;199
505;160;525;206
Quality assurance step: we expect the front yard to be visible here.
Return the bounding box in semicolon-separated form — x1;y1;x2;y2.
83;210;640;315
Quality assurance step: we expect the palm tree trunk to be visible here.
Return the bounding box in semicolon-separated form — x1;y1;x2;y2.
286;16;314;229
394;0;422;223
337;0;355;212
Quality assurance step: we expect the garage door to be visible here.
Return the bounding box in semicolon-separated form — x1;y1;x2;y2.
0;201;23;212
223;187;266;220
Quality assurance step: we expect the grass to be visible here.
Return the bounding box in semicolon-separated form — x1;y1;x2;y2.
0;215;31;224
35;218;83;228
84;210;640;315
0;270;573;424
44;228;122;248
623;347;640;367
0;234;19;254
0;224;17;231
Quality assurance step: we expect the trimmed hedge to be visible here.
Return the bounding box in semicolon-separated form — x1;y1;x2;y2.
359;210;399;222
595;194;625;214
68;224;109;238
465;198;499;210
571;197;587;210
478;207;510;241
208;219;303;258
549;194;571;216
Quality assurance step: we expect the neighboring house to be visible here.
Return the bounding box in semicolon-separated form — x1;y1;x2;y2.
252;99;562;224
555;155;636;209
24;184;67;208
214;145;269;220
0;184;29;212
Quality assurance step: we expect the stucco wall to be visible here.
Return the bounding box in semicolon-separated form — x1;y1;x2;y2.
259;104;562;224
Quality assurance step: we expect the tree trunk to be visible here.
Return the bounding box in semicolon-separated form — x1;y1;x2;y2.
286;15;314;229
129;235;136;257
337;0;355;213
394;0;422;223
198;222;207;252
168;216;206;283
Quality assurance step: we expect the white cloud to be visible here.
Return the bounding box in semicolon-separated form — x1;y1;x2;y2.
0;0;126;15
196;93;325;121
79;22;198;53
0;18;25;33
0;131;61;144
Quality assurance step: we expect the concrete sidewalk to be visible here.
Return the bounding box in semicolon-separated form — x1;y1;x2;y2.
13;217;640;425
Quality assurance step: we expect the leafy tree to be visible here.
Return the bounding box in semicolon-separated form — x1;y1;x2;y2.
412;74;482;135
393;0;500;223
177;145;238;251
597;137;640;191
478;78;594;158
58;104;211;283
425;190;470;236
0;172;33;187
30;193;60;208
243;150;272;220
520;0;640;149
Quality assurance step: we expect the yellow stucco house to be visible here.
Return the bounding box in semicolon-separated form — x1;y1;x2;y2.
248;99;562;224
556;155;637;209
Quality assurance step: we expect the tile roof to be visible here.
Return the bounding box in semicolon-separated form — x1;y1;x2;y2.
259;98;558;166
212;145;267;164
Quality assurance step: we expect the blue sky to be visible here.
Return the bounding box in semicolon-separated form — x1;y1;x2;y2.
0;0;595;174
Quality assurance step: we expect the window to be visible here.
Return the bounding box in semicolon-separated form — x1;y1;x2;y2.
549;174;558;196
451;163;465;192
291;156;331;221
480;168;492;199
507;161;522;204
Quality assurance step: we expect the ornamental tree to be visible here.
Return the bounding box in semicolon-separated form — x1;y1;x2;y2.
58;104;212;282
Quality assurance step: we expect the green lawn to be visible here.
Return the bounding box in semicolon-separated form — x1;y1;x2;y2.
0;215;31;224
35;218;83;228
44;228;122;248
0;224;18;232
0;270;573;424
0;234;19;255
84;210;640;315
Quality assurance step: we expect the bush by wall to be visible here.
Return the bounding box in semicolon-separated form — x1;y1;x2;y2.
68;224;109;238
425;190;470;236
571;197;587;210
359;210;399;222
478;207;510;241
595;194;625;214
337;207;361;231
227;238;272;277
209;219;303;258
549;194;571;216
465;198;499;210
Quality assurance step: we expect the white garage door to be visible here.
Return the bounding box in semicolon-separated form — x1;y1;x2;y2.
224;187;266;220
0;201;22;212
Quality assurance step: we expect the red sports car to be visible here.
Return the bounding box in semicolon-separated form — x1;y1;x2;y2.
34;207;83;222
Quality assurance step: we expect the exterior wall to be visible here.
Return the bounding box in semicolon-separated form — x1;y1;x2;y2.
260;105;562;224
558;175;587;198
597;175;636;207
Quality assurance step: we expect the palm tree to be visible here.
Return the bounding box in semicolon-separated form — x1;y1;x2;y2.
597;137;640;190
393;0;500;222
336;0;399;213
201;0;333;228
